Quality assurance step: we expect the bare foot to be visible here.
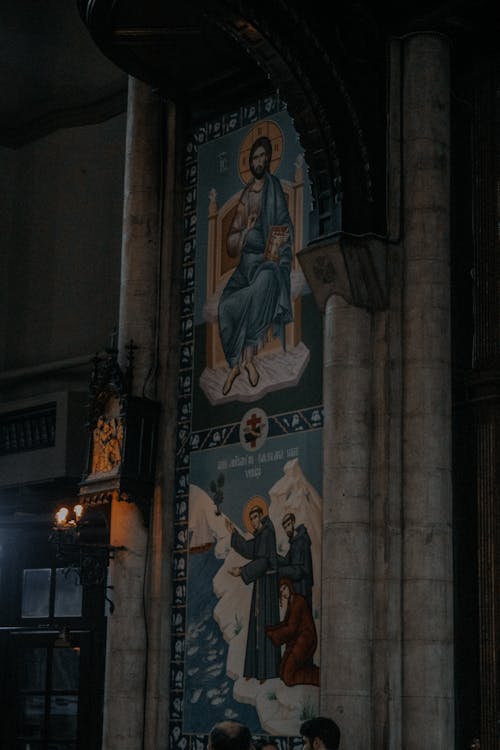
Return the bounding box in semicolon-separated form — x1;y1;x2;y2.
244;359;259;387
222;365;240;395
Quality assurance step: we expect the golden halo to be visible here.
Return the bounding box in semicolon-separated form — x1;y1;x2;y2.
238;120;284;184
243;495;269;534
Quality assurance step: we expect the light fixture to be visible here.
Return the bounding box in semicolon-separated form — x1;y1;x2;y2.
55;503;83;527
49;337;159;607
50;501;126;594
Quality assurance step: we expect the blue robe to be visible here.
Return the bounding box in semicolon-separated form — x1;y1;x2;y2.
218;171;294;368
277;523;314;610
230;516;281;680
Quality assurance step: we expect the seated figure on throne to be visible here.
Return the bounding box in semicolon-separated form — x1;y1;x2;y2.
218;135;294;396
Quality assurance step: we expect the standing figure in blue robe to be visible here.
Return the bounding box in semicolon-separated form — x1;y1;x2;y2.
225;503;281;682
218;135;294;396
278;512;314;611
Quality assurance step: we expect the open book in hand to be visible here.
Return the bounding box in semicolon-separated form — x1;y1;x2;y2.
264;225;290;261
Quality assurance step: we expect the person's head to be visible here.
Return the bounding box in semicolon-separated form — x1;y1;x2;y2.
208;721;252;750
249;505;264;533
300;717;341;750
249;136;272;179
282;512;296;538
279;577;294;605
254;738;279;750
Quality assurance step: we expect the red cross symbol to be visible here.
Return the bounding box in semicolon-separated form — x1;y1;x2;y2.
245;412;262;448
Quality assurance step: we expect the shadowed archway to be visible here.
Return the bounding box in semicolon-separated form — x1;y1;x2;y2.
77;0;388;239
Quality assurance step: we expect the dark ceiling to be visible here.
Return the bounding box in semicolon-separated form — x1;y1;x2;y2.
1;0;498;149
77;0;500;94
0;0;127;148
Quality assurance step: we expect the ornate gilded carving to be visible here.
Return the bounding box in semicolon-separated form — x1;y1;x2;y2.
91;416;124;473
78;337;159;527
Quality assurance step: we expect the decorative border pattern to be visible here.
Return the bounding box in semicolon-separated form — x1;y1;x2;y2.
169;93;321;750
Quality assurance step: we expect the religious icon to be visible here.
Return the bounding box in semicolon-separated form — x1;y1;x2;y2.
200;118;311;405
91;415;123;473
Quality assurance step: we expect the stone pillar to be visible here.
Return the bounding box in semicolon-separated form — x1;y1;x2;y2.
401;33;454;748
298;233;388;748
320;293;373;749
118;76;162;395
102;500;148;750
102;76;162;750
470;73;500;750
143;99;185;750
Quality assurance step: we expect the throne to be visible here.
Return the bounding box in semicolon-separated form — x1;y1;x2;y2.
203;155;307;371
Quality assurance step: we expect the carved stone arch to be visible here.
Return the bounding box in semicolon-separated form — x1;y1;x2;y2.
213;8;343;237
213;1;382;236
78;0;388;238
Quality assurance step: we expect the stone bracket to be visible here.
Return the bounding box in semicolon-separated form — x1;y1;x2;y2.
297;232;389;312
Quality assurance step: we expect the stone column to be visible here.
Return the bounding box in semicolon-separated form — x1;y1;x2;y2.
102;76;162;750
118;76;162;395
102;500;148;750
298;233;388;748
469;73;500;750
143;99;186;750
320;293;373;750
401;33;454;748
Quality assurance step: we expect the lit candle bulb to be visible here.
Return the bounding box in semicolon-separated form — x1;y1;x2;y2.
55;507;70;526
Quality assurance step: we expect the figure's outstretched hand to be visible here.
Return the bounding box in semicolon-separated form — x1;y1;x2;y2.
228;566;241;577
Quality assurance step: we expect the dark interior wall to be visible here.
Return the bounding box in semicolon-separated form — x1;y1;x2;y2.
0;113;126;373
450;88;480;746
0;147;15;372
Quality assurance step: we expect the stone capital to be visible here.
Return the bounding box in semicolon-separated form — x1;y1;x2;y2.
297;232;389;312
